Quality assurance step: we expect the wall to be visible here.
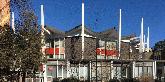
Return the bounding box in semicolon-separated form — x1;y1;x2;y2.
0;0;10;26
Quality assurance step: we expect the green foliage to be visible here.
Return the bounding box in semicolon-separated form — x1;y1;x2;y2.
108;78;140;82
0;0;44;81
153;39;165;60
61;77;80;82
0;18;43;80
120;78;140;82
11;0;44;73
154;40;165;50
17;11;43;73
109;78;120;82
53;78;60;82
0;26;14;68
0;26;16;80
155;79;161;82
11;0;32;15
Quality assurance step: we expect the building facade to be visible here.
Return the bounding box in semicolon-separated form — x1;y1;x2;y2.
0;0;10;26
40;25;159;82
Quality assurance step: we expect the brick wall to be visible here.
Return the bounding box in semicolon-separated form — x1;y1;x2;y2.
65;36;96;62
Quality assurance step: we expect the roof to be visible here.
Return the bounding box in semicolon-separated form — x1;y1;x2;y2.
96;27;118;41
45;25;65;39
122;34;136;40
45;25;127;41
65;24;96;37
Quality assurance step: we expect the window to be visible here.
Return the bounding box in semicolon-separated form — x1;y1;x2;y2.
113;66;121;78
47;65;57;77
121;67;127;77
58;65;62;76
139;67;142;76
148;67;152;76
99;40;105;47
61;40;64;47
144;67;148;75
51;41;54;48
135;67;138;77
47;55;53;58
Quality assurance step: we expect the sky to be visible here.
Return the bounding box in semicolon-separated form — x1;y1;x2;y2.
32;0;165;47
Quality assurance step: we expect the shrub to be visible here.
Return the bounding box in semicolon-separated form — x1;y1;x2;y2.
120;78;130;82
61;77;80;82
120;78;140;82
53;78;60;82
109;79;120;82
132;78;140;82
139;75;154;82
80;80;88;82
155;79;161;82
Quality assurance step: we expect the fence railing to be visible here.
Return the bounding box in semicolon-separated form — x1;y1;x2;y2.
25;78;43;82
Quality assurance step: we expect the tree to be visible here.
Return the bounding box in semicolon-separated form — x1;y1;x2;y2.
0;25;16;81
152;39;165;60
0;0;44;81
18;10;43;76
11;0;44;81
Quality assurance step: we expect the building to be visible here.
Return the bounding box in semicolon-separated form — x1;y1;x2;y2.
39;25;160;82
42;25;119;81
0;0;10;26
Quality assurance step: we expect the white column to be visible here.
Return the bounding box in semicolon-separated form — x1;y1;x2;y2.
66;61;68;77
53;39;56;58
118;9;122;59
41;5;44;32
111;61;114;79
64;38;65;59
143;35;145;52
89;61;92;81
41;5;45;54
59;39;61;59
62;65;64;79
67;60;70;77
40;5;50;34
83;65;86;80
132;61;135;78
147;27;150;52
152;61;154;79
155;60;157;79
43;64;47;82
32;78;33;82
126;68;128;78
139;18;144;53
81;0;85;59
57;60;59;78
12;12;15;33
41;5;47;82
79;63;80;79
153;61;157;79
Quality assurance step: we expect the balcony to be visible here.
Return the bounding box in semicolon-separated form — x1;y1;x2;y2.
45;47;118;60
45;47;65;59
96;48;118;59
